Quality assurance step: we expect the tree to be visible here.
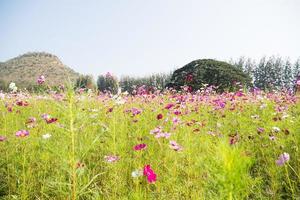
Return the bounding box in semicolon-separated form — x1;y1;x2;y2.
75;75;95;90
97;73;119;94
167;59;251;92
282;59;293;89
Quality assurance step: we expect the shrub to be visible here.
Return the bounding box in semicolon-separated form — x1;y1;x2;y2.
0;80;8;92
97;73;119;94
75;75;95;90
167;59;251;92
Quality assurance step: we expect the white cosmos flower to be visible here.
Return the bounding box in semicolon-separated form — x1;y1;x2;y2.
42;133;52;139
131;169;143;178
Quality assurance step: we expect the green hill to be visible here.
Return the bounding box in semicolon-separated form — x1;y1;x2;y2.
0;52;80;90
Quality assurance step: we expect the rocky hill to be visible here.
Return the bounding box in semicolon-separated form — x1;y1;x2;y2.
0;52;80;89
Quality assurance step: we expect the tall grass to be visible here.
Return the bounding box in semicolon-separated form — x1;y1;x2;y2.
0;90;299;199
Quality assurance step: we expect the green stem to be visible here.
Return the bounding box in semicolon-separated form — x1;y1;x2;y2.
285;164;295;199
69;92;77;200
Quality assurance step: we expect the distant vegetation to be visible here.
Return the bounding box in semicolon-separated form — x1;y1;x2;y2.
167;59;251;92
231;56;300;91
97;73;119;94
0;52;79;91
119;73;172;94
0;52;299;93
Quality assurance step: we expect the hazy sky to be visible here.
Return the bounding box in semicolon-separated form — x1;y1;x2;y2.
0;0;300;78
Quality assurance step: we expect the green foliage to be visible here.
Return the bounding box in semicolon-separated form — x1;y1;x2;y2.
0;79;8;92
0;92;299;199
120;73;172;93
97;73;119;94
75;75;95;90
167;59;251;92
232;56;300;91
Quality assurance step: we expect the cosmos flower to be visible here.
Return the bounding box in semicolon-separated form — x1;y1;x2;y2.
16;100;29;107
131;169;143;178
272;127;280;133
15;130;29;138
257;127;265;134
276;152;290;166
41;114;58;124
131;108;142;116
42;133;52;139
173;110;181;115
296;80;300;86
269;135;276;140
37;75;45;84
155;132;171;139
104;155;120;163
172;117;180;125
165;103;174;110
0;136;7;142
133;143;147;151
169;140;183;151
143;165;157;183
26;117;36;124
150;127;163;135
156;113;163;120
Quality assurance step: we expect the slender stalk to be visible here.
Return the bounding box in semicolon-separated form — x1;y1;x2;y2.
69;91;77;200
285;165;295;200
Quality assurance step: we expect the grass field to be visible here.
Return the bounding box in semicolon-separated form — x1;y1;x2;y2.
0;89;299;199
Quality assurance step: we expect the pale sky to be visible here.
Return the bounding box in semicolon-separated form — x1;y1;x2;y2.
0;0;300;78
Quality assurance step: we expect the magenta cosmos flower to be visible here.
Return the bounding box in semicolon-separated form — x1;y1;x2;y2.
15;130;29;138
165;103;174;110
133;143;147;151
156;113;163;120
276;152;290;166
41;114;58;124
37;75;45;84
143;165;157;183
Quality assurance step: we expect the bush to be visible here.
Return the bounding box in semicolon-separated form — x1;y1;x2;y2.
119;73;172;94
75;75;95;90
0;80;8;92
97;73;119;94
167;59;251;92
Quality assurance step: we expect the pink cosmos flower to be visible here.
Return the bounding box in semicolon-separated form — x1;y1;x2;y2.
169;140;183;151
257;127;265;134
143;165;157;183
155;132;171;139
133;143;147;151
104;155;120;163
15;130;29;138
172;117;180;125
131;108;142;116
26;117;36;124
0;136;7;141
276;152;290;166
37;75;45;84
150;127;162;135
269;135;276;141
296;80;300;86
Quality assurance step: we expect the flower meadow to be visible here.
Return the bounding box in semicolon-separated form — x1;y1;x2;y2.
0;87;300;199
